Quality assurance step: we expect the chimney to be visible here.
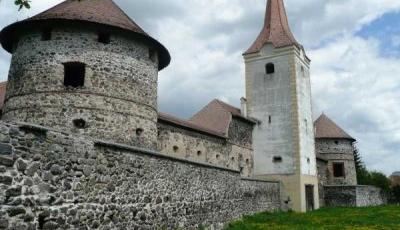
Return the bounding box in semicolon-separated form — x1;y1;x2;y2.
240;97;247;117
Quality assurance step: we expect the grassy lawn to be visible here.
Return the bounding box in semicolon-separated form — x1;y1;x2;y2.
225;205;400;230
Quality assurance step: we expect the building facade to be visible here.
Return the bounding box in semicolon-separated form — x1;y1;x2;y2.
0;0;363;218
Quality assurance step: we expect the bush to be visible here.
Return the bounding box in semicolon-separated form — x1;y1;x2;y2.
390;186;400;204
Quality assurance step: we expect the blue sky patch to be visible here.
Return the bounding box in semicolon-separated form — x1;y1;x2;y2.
357;11;400;57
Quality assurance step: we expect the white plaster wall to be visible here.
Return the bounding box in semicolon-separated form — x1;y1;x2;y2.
295;54;317;176
247;45;294;175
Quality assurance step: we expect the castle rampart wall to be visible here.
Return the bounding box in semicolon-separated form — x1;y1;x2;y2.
157;119;254;177
0;121;280;229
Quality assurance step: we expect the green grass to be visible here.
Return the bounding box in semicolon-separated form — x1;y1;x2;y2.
225;205;400;230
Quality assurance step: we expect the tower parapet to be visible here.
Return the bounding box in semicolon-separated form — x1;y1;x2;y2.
0;0;170;149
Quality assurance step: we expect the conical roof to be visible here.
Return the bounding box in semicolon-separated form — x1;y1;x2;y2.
314;114;355;141
0;0;170;70
244;0;301;55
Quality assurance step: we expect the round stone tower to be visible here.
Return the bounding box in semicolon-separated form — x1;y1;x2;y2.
0;0;170;149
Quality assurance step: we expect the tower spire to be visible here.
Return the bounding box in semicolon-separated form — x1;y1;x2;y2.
244;0;301;54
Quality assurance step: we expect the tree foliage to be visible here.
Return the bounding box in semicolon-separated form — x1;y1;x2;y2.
353;144;391;193
15;0;31;10
391;186;400;204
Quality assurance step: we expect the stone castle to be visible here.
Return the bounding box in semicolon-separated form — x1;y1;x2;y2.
0;0;385;229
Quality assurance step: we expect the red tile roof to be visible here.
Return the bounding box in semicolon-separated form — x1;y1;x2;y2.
158;112;226;139
244;0;301;55
0;82;6;110
0;0;170;70
314;113;355;141
190;99;255;136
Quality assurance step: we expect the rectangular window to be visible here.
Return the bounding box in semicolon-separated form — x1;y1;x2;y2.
63;62;85;88
98;32;110;44
149;49;157;62
333;162;345;177
273;156;282;163
41;29;52;41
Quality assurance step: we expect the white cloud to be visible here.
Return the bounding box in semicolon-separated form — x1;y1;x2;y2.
0;0;399;174
310;36;400;174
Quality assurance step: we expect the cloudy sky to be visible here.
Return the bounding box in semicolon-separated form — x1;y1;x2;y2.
0;0;399;175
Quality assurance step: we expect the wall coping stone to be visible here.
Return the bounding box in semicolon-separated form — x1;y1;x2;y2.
324;185;379;188
241;177;280;183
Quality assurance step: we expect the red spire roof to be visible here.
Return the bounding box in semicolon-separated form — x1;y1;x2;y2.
0;0;170;70
244;0;301;55
314;114;356;141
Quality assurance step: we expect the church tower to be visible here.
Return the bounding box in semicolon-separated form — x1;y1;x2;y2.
243;0;319;212
0;0;170;149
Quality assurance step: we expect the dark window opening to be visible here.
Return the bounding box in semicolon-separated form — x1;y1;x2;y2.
63;62;85;87
335;140;339;145
266;63;275;74
73;119;86;129
197;151;202;156
216;154;220;159
38;213;46;229
173;146;179;153
98;32;110;44
136;128;144;136
273;156;283;163
231;157;235;161
333;162;345;177
41;28;52;41
246;159;250;164
307;158;310;163
149;49;157;62
268;115;272;124
12;39;19;52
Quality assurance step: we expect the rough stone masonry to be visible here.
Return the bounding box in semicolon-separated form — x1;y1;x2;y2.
0;122;280;229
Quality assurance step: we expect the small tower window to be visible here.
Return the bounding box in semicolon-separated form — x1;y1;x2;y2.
173;146;179;153
266;63;275;74
63;62;85;88
273;156;282;163
73;119;86;129
149;49;157;62
98;32;110;44
136;128;144;136
41;28;52;41
197;151;202;156
268;115;272;124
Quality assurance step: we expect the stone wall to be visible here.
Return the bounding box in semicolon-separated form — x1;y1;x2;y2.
157;119;254;177
315;139;357;185
0;121;280;229
324;185;386;207
316;159;328;206
3;24;159;149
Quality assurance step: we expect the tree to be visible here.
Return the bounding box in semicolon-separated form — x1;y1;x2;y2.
353;143;369;185
15;0;31;10
391;186;400;204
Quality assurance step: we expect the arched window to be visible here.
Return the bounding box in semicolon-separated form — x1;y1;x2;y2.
266;63;275;74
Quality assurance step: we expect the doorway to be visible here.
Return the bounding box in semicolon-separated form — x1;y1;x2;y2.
305;185;315;211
